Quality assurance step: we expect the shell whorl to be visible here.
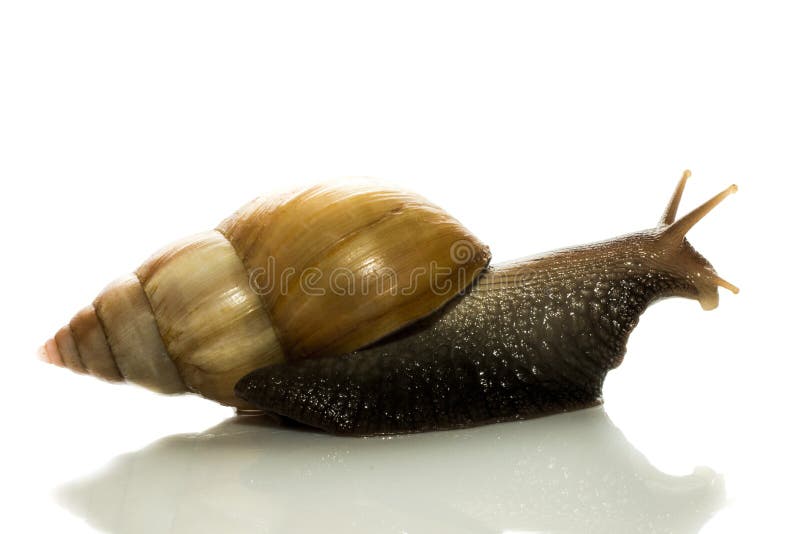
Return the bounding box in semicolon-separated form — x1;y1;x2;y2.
218;180;491;359
136;231;286;406
42;181;490;407
94;274;185;395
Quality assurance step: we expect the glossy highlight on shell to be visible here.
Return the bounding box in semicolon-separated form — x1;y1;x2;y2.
41;171;737;433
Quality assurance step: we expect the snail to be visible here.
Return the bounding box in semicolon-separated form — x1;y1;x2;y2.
40;171;737;435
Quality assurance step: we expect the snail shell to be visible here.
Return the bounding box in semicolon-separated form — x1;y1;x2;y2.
41;180;490;407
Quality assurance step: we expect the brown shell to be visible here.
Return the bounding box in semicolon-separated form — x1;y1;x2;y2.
218;179;491;359
44;179;491;407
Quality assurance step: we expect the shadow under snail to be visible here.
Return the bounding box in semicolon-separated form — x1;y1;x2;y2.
40;171;738;435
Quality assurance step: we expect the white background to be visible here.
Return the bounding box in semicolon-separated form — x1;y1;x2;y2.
1;2;798;533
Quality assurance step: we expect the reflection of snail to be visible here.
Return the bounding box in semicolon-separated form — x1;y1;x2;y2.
41;172;737;434
56;407;725;534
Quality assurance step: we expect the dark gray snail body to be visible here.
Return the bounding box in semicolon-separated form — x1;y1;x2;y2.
237;172;738;435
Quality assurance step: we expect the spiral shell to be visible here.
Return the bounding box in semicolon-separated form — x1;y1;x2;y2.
42;180;490;407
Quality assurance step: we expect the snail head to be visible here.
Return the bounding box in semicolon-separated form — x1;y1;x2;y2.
651;170;739;310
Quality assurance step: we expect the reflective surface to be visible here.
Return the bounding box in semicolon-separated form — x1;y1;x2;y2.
5;2;800;531
57;407;723;534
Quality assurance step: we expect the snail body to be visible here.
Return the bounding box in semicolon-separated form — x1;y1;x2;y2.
42;172;737;434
